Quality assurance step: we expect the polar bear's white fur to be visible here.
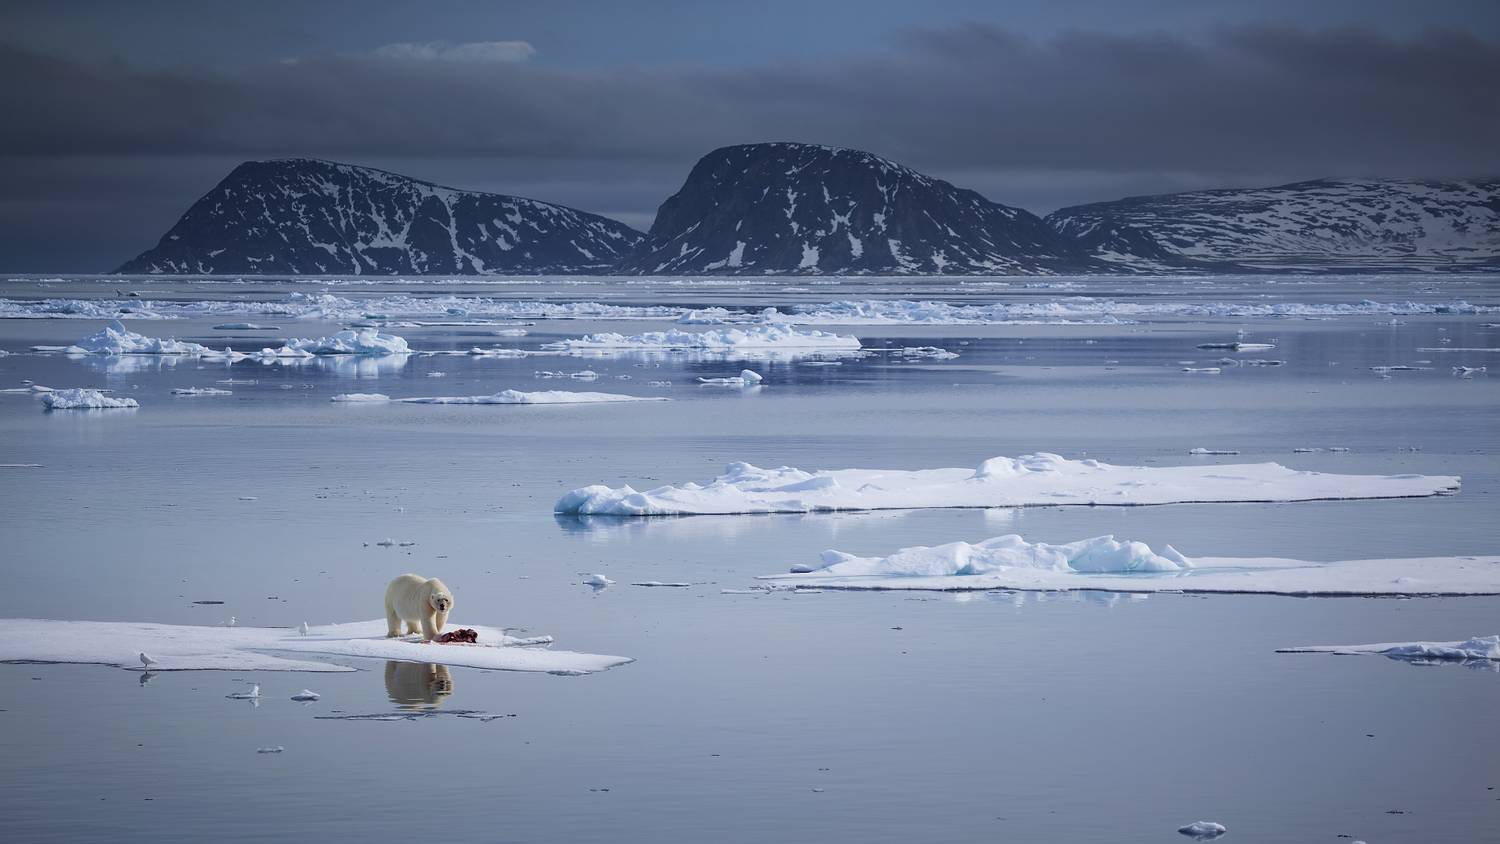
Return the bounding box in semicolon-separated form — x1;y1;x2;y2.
384;573;454;641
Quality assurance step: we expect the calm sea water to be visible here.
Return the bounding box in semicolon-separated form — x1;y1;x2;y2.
1;275;1497;843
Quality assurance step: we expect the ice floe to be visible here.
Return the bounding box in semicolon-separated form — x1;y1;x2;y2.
697;369;764;386
555;452;1459;516
171;387;233;397
331;390;665;405
0;619;633;675
760;536;1500;597
41;389;139;410
1277;635;1499;661
212;323;279;330
1178;821;1227;840
65;320;230;357
258;327;409;357
543;324;861;357
1188;448;1240;455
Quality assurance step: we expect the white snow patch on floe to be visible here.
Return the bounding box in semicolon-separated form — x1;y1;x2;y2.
333;390;663;405
0;619;633;675
543;324;861;356
41;389;138;410
698;369;763;386
555;452;1459;516
1189;448;1240;455
1278;635;1500;660
171;387;232;396
761;538;1500;597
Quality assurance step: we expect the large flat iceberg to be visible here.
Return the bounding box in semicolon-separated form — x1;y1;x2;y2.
0;619;634;675
256;327;409;357
554;452;1460;516
759;536;1500;597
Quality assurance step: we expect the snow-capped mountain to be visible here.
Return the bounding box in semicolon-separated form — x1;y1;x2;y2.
619;143;1085;275
1046;179;1500;273
117;159;644;275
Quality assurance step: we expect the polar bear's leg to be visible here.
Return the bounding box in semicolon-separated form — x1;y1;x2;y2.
421;615;439;642
385;603;402;638
406;619;423;636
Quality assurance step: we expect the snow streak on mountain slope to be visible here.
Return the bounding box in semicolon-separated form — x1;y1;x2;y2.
620;143;1086;275
1046;178;1500;273
117;159;644;275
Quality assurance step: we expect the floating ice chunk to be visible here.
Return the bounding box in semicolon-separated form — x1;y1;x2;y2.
555;453;1460;516
1189;448;1239;455
1178;821;1227;840
212;323;279;330
468;347;532;357
1198;341;1274;351
374;538;396;547
0;384;55;393
65;320;240;358
256;746;285;754
543;323;861;356
290;689;320;701
1371;365;1430;373
630;581;692;587
397;390;664;405
1182;367;1221;373
259;327;408;357
583;574;614;588
762;539;1500;597
1278;635;1499;661
697;369;764;386
886;346;959;360
42;389;139;410
791;535;1191;579
171;387;232;396
0;619;632;674
492;328;529;337
227;684;261;700
330;393;392;402
1453;366;1487;377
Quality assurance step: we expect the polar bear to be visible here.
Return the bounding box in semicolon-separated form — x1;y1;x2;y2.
384;573;454;641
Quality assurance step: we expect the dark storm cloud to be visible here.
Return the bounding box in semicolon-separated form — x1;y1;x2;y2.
4;25;1496;172
1;23;1497;270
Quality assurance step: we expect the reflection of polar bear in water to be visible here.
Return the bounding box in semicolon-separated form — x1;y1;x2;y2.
384;573;454;641
384;661;453;708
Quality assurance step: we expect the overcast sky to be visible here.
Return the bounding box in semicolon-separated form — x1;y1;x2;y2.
2;0;1498;271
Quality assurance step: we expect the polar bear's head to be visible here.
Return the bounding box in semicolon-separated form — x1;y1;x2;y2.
428;585;453;614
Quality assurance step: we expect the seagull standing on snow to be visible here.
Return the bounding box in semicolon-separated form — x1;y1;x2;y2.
139;652;157;670
298;621;310;635
224;616;236;627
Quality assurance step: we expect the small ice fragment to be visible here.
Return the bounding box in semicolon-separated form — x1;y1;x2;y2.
238;496;258;501
1189;448;1239;455
629;581;692;587
1182;367;1221;373
227;684;261;700
330;393;391;403
375;538;396;547
1178;821;1227;839
171;387;232;396
256;746;285;754
290;689;320;701
584;574;614;588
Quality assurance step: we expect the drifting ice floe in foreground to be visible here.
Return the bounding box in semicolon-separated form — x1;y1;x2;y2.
0;619;633;675
66;320;232;357
759;535;1500;597
554;452;1459;516
543;324;861;356
330;390;664;405
41;389;139;410
1277;635;1500;661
